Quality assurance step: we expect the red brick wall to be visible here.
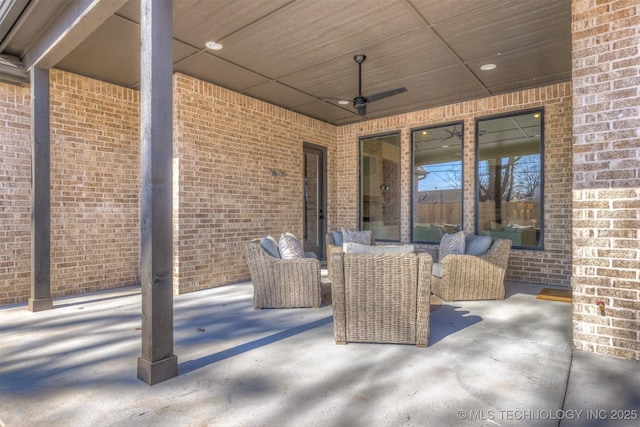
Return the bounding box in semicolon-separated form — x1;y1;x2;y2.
571;0;639;360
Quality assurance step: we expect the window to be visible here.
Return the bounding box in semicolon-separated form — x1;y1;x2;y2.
411;123;464;243
476;110;543;249
360;133;400;241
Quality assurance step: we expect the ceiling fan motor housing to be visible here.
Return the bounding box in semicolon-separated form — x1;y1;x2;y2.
353;95;367;108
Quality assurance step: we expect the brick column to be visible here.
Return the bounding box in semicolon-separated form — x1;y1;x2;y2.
571;0;639;360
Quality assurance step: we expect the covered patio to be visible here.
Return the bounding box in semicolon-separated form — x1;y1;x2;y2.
1;279;638;426
1;0;639;423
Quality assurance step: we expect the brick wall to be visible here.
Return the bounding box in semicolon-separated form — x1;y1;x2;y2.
49;70;141;297
0;70;336;304
571;0;640;360
0;71;140;305
336;83;574;287
0;73;574;304
172;73;336;294
0;83;31;304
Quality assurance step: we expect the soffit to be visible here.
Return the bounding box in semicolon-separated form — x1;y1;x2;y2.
0;0;572;126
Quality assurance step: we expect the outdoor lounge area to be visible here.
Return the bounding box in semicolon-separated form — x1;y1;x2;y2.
1;0;639;425
2;278;639;426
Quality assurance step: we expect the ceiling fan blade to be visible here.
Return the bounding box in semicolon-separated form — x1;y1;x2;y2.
366;87;407;103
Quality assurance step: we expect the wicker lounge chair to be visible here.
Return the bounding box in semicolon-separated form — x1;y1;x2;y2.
330;252;432;346
245;240;322;309
431;238;511;301
325;230;375;282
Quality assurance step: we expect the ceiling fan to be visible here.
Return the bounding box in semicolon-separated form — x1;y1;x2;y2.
440;126;462;141
351;54;407;116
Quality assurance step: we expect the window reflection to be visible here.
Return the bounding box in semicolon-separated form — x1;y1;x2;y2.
476;110;543;248
411;123;464;243
360;133;401;241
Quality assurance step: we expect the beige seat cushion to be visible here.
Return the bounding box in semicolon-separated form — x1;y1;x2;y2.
344;242;415;254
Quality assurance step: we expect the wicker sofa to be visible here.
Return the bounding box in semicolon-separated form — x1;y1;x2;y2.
431;238;512;301
245;239;322;309
330;252;432;346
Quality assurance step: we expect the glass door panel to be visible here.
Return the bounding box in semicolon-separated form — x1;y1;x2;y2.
303;145;325;258
360;133;401;241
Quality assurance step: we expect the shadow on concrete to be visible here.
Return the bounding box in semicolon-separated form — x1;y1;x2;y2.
429;303;482;345
179;316;334;375
54;288;141;309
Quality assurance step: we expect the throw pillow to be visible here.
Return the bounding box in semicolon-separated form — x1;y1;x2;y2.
332;230;344;247
465;235;493;256
279;233;305;259
259;236;281;258
340;227;372;246
344;242;415;254
439;231;465;262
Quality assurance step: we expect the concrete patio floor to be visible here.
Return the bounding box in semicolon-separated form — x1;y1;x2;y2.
1;277;638;427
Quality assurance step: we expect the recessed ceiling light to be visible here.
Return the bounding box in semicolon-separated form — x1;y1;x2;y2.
480;63;496;71
534;113;541;119
422;131;428;135
205;41;223;51
338;100;350;105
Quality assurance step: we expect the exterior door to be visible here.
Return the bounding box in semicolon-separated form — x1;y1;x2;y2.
303;143;326;259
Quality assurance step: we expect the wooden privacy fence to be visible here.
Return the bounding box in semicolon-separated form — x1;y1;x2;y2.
415;201;540;228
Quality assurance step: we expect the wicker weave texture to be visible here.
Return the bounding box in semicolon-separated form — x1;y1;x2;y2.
331;252;432;346
325;232;342;282
245;241;322;309
326;231;376;282
432;238;511;301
